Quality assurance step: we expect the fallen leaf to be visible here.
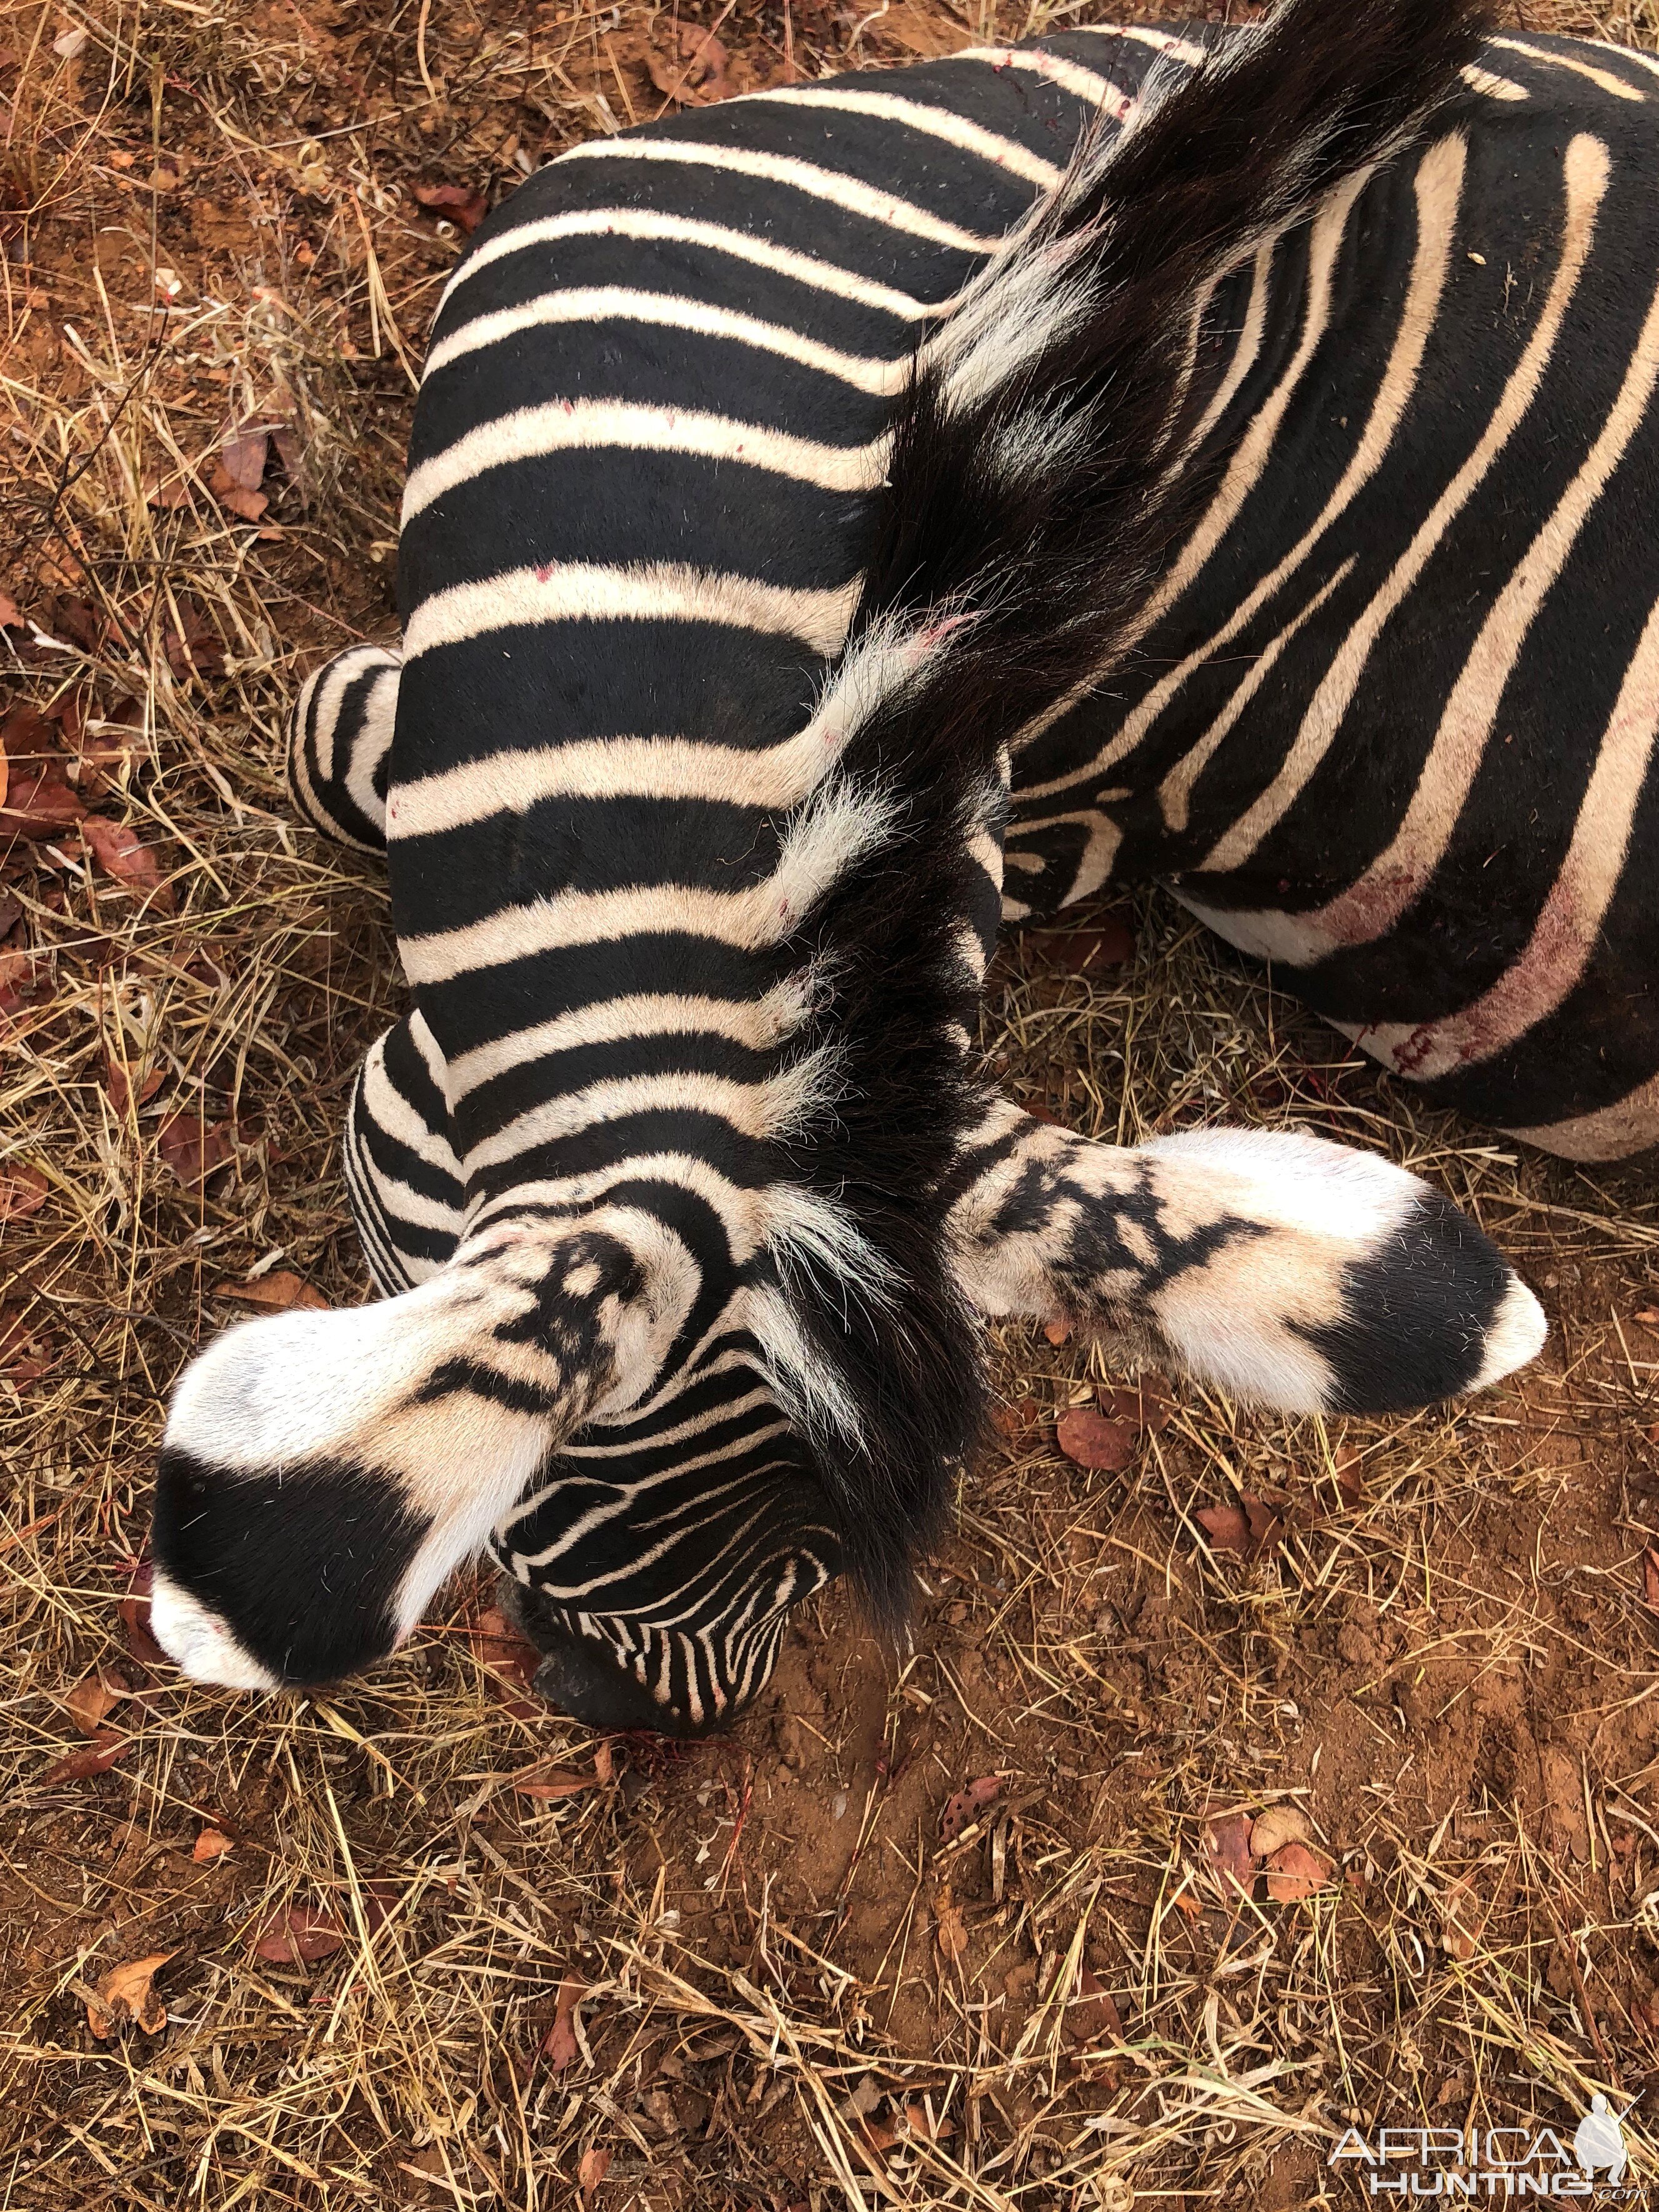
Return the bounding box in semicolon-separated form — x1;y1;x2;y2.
81;815;172;908
934;1888;969;1961
2;762;86;841
52;23;89;56
192;1826;234;1862
469;1607;545;1719
219;424;269;491
42;1727;130;1783
1634;1309;1659;1327
1200;1811;1257;1898
645;23;732;103
63;1671;121;1735
0;1162;47;1219
47;594;99;651
1249;1804;1312;1859
593;1740;615;1786
1055;1408;1137;1472
0;591;22;627
939;1774;1000;1843
1096;1378;1172;1432
577;2146;610;2198
875;1;974;54
1030;915;1137;973
217;481;269;524
1042;1315;1073;1344
1065;1963;1124;2046
1195;1498;1282;1556
1195;1503;1252;1553
162;598;224;680
1172;1886;1204;1921
85;1951;172;2038
990;1398;1043;1442
157;1113;238;1188
1440;1876;1484;1963
144;463;195;511
0;1303;54;1383
69;697;148;798
1022;1098;1064;1126
358;1878;401;1934
541;1975;584;2071
412;180;489;233
217;1269;329;1312
106;1054;163;1114
1265;1842;1332;1901
900;2102;956;2143
512;1764;594;1801
1645;1549;1659;1611
251;1904;346;1963
119;1561;169;1669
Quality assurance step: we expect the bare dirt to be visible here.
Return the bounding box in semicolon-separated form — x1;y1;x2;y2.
3;0;1659;2206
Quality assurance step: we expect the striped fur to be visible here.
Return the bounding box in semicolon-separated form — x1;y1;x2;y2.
150;1;1562;1731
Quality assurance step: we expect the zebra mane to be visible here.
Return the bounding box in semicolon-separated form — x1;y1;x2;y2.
764;0;1493;1626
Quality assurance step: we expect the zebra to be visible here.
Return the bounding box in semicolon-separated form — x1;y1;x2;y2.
146;0;1567;1734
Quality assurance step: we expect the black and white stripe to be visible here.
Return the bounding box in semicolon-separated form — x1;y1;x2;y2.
149;1;1560;1733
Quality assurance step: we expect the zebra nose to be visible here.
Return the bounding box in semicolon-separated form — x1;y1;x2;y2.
531;1635;704;1738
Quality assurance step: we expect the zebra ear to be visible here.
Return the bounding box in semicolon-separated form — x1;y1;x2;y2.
148;1215;694;1690
950;1109;1545;1414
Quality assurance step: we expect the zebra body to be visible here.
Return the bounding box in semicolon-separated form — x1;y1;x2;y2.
155;1;1557;1733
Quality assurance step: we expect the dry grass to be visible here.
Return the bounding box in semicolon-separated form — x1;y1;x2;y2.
2;0;1659;2206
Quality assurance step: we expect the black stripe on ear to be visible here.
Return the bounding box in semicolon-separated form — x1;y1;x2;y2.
153;1448;430;1685
1295;1189;1512;1413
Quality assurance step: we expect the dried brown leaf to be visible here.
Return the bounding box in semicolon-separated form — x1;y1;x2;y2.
85;1951;172;2037
1055;1408;1137;1471
541;1976;584;2071
577;2147;610;2199
412;181;488;232
934;1887;969;1960
218;1269;329;1312
2;763;86;841
512;1765;594;1801
1200;1811;1257;1898
192;1826;234;1863
251;1904;346;1964
1265;1841;1332;1901
81;815;172;908
1249;1804;1312;1859
63;1670;121;1736
1065;1963;1124;2046
939;1774;1000;1842
1645;1548;1659;1611
157;1113;238;1188
0;1162;47;1220
1029;914;1136;973
43;1726;130;1783
219;425;269;491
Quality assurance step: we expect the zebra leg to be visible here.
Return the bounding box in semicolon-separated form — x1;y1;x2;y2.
343;1011;467;1294
945;1096;1545;1414
286;641;401;852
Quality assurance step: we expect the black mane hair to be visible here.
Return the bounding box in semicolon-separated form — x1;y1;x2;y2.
774;0;1493;1628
